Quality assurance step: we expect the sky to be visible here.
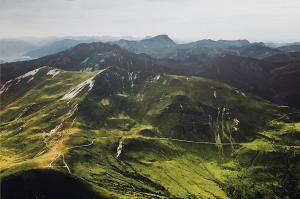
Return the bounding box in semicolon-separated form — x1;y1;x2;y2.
1;0;300;42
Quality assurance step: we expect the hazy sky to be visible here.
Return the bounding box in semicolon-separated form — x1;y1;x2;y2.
1;0;300;42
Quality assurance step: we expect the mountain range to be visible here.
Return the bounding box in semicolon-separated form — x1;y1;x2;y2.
1;36;300;109
0;36;141;62
0;35;300;199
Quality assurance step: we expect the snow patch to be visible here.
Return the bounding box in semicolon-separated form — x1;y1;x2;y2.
116;140;123;158
179;104;183;110
47;69;61;78
154;75;160;81
233;118;240;131
0;80;13;95
80;67;93;72
49;123;63;136
17;68;41;80
128;72;137;89
233;118;240;125
62;77;95;100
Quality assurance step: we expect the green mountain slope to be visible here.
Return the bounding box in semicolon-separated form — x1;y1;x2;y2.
1;66;299;198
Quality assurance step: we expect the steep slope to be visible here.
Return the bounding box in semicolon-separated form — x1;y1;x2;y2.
1;67;299;198
197;54;300;108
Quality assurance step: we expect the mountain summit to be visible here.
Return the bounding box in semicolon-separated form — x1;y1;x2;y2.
141;34;176;47
115;34;177;59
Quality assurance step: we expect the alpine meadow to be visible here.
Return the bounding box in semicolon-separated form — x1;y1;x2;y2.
1;0;300;199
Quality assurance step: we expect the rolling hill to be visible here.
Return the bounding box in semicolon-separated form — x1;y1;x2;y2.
1;66;299;198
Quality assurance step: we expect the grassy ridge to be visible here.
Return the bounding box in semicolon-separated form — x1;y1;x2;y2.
1;66;299;198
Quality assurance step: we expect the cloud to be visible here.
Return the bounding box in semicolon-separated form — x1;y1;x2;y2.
1;0;300;42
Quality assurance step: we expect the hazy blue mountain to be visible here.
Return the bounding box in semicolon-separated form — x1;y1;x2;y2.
0;36;141;62
235;43;282;59
115;35;178;59
115;36;254;60
176;39;250;59
278;44;300;52
265;42;300;48
24;39;87;58
25;36;139;59
0;39;37;62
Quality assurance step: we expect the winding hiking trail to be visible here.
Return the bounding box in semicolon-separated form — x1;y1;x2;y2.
45;137;113;172
41;124;299;173
151;137;300;148
66;139;95;150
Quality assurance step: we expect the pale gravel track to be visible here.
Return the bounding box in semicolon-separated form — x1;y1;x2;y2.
152;137;300;148
46;134;299;171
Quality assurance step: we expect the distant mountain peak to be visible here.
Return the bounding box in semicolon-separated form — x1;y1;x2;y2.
143;34;176;45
